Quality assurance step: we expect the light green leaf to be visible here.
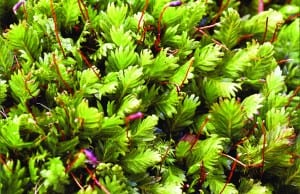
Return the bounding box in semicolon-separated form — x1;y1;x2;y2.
122;147;160;174
132;115;158;142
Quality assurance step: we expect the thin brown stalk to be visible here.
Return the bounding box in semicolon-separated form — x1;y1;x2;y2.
50;0;66;57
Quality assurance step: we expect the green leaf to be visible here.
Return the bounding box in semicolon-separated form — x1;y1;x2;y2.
171;94;200;130
239;178;272;194
76;99;103;130
203;78;241;104
106;46;138;72
194;44;224;72
5;21;41;62
110;26;134;48
186;136;226;172
214;8;241;49
0;160;29;194
59;0;81;30
122;147;161;174
117;94;141;116
244;42;277;80
170;57;194;86
155;89;179;119
79;68;100;95
40;157;69;193
274;18;300;65
205;173;238;194
262;67;285;96
9;70;40;103
0;36;13;75
223;44;253;78
142;49;179;81
209;99;246;140
242;10;284;41
0;117;35;149
132;115;158;142
118;66;145;97
241;94;264;119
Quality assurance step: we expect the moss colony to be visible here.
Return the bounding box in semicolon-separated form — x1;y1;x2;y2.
0;0;299;193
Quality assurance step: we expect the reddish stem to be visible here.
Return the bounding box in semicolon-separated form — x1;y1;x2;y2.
179;57;194;88
50;0;66;57
137;0;149;33
78;50;101;80
52;53;73;94
199;161;207;186
262;17;268;43
155;1;182;51
211;0;230;24
85;167;110;194
220;155;239;194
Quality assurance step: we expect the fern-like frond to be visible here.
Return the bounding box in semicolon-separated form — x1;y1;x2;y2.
40;157;69;193
186;136;226;173
131;115;158;142
244;42;277;80
170;94;200;130
155;89;179;119
142;49;179;81
241;94;264;120
9;70;40;103
194;44;224;73
203;78;241;104
262;66;285;96
106;46;138;72
205;173;238;194
0;36;13;76
5;21;41;62
241;9;284;42
75;99;103;132
122;147;161;174
117;94;141;116
214;8;241;49
209;98;246;140
118;66;145;97
0;160;28;194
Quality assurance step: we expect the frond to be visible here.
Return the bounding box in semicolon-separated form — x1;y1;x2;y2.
214;8;241;49
203;78;241;104
9;70;40;103
262;66;286;96
106;46;138;72
4;21;41;62
155;89;179;119
244;42;277;80
122;147;161;174
0;160;28;194
118;66;145;97
75;99;103;133
241;94;264;120
0;36;13;76
194;44;224;73
131;115;158;142
142;49;179;81
170;94;200;130
241;10;284;42
40;157;69;193
209;98;247;140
